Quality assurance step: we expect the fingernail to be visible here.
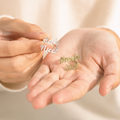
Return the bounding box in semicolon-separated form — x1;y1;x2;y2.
106;86;112;94
38;31;45;34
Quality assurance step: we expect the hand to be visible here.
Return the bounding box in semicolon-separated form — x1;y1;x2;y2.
0;17;52;83
27;28;120;109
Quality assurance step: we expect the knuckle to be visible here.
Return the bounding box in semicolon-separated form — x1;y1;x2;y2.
10;18;22;26
17;72;30;79
25;24;40;33
10;58;23;72
17;65;37;79
11;19;18;23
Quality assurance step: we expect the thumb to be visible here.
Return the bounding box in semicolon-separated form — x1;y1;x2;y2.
99;52;120;96
0;18;51;40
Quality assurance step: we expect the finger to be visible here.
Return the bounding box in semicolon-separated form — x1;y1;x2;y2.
52;79;90;104
0;59;41;83
27;72;59;102
28;67;77;102
27;66;71;101
0;52;43;72
99;54;120;96
0;39;53;57
27;64;50;90
99;75;119;96
32;79;71;109
0;18;51;39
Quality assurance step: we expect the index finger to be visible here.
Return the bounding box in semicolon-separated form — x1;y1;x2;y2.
0;39;53;57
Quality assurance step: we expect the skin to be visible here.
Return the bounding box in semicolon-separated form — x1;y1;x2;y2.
27;28;120;109
0;17;52;83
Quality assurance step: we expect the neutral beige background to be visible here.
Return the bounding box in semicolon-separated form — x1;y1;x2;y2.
0;0;120;120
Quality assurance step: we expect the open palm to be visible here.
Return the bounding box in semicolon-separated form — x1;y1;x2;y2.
27;28;120;109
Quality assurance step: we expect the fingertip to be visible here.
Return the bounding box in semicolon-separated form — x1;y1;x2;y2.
99;83;112;96
99;74;118;96
26;92;33;103
32;102;41;110
45;33;52;40
99;73;120;96
32;97;47;109
52;93;65;104
32;98;41;109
